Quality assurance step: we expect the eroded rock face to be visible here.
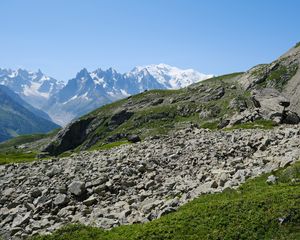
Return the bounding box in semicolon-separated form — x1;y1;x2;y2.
1;126;300;239
43;117;95;156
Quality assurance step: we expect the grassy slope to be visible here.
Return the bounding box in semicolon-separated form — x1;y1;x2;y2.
0;129;60;164
76;72;249;150
32;161;300;240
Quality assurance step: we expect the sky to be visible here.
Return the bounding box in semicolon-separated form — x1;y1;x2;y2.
0;0;299;81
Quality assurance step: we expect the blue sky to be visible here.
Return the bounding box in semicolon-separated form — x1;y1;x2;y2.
0;0;299;81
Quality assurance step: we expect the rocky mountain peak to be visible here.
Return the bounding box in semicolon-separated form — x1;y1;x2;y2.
76;68;90;79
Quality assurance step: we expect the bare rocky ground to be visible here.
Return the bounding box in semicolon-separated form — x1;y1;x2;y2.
1;125;300;239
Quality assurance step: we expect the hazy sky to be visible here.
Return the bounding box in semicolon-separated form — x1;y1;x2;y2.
0;0;299;81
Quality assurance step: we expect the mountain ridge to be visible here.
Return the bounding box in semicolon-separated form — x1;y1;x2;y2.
0;65;212;126
0;85;60;142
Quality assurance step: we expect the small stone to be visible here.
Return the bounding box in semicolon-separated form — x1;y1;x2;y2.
97;217;119;229
83;195;98;206
145;180;155;190
57;206;75;218
30;189;42;198
158;207;176;218
266;175;277;185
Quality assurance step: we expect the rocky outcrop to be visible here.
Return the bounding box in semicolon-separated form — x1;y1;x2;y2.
224;88;300;127
43;117;95;156
108;109;134;130
43;109;134;155
1;125;300;239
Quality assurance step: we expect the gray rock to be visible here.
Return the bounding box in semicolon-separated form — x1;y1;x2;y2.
54;194;69;206
3;188;14;197
282;111;300;124
266;175;277;185
57;206;75;218
68;181;86;196
2;124;300;238
158;207;176;218
141;199;163;214
30;189;42;198
46;165;61;177
97;217;119;228
127;135;141;143
83;195;98;206
11;212;31;228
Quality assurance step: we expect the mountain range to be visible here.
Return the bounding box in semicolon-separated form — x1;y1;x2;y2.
0;65;213;126
0;85;60;141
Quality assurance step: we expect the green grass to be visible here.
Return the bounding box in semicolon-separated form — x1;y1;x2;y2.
255;63;298;91
89;140;130;151
0;129;61;164
200;120;219;130
0;128;60;151
31;161;300;240
0;134;48;151
200;72;244;85
227;119;276;130
0;151;38;165
295;42;300;48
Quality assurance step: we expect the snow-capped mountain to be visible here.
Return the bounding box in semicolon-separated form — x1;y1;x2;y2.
0;65;212;126
0;68;64;109
46;64;213;125
0;85;60;142
127;64;213;90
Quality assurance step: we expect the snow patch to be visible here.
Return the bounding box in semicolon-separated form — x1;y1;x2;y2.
23;82;50;98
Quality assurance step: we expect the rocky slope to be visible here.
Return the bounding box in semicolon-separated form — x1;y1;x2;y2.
1;125;300;239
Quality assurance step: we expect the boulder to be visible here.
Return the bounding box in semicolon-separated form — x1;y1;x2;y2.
53;194;69;206
11;212;31;228
229;98;248;112
68;181;86;196
282;110;300;124
218;119;230;129
30;189;42;198
127;135;141;143
46;165;61;178
252;88;289;120
107;133;126;143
